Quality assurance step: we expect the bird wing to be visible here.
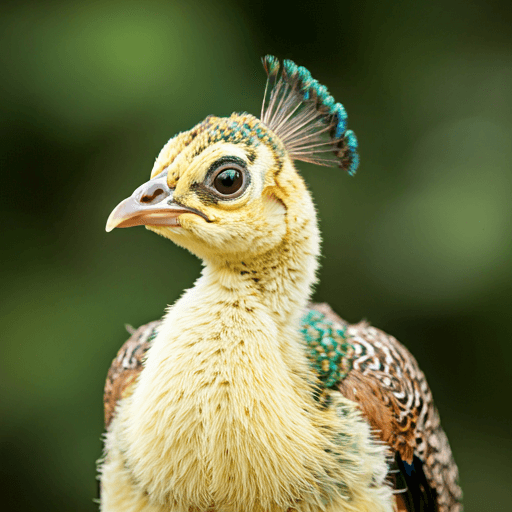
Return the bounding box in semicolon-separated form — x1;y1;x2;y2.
103;320;161;429
310;303;462;512
103;305;462;512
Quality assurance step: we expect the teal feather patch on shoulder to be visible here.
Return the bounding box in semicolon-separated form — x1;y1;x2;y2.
301;309;354;388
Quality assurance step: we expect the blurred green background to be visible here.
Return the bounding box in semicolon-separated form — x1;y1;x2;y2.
1;0;511;510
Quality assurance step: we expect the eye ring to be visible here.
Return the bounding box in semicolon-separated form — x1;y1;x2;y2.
209;163;248;199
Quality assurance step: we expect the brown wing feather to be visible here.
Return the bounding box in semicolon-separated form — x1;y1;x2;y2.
104;320;161;429
311;303;462;512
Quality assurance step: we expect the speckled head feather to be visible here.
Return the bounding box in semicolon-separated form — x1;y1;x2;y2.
261;55;359;175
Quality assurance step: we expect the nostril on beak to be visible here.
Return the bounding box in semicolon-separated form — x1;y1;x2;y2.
136;182;171;205
140;188;164;203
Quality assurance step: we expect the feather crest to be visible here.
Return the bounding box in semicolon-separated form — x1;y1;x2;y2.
260;56;359;175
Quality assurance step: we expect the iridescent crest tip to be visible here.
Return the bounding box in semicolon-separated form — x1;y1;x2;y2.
260;55;359;175
262;55;280;79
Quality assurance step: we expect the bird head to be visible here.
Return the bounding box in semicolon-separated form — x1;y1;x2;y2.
106;56;359;264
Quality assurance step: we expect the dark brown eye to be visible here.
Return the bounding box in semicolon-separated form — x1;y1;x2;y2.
212;167;245;197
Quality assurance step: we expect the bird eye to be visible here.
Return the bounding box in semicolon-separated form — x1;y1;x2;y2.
211;165;246;198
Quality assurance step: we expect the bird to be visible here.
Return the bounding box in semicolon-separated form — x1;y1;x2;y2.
99;56;463;512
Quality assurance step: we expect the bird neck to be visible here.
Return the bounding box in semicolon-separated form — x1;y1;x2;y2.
201;192;320;334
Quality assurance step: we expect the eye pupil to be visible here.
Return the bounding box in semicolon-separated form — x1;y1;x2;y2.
214;168;243;195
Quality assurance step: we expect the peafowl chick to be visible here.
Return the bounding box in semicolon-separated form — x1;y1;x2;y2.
99;56;462;512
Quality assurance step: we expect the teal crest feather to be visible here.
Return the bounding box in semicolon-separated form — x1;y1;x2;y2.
260;55;359;175
301;309;354;388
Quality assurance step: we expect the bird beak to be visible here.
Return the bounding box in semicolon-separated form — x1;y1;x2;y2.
106;172;202;232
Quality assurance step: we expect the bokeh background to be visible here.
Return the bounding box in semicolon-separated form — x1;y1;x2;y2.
1;0;511;510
